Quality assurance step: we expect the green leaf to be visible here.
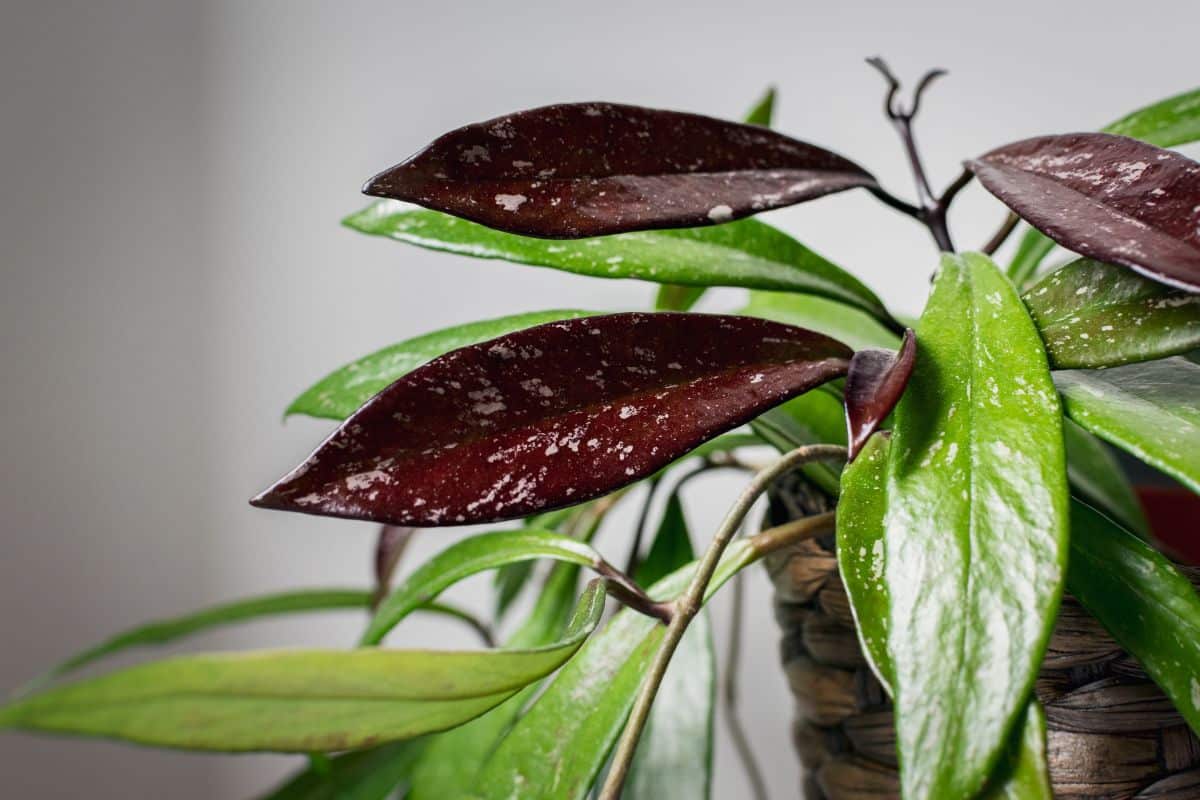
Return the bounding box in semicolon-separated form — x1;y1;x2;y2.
651;85;777;314
1067;499;1200;738
835;432;892;692
1024;258;1200;369
884;252;1068;799
633;494;694;588
363;528;602;646
407;561;585;799
258;740;427;800
1055;356;1200;495
741;290;900;351
493;505;583;619
344;204;894;324
25;589;369;692
1104;86;1200;148
1063;418;1149;537
743;86;776;127
626;495;714;800
980;703;1053;800
286;310;597;420
750;388;846;495
1008;87;1200;286
467;543;753;799
0;582;608;753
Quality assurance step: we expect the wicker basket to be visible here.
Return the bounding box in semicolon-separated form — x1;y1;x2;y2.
763;486;1200;800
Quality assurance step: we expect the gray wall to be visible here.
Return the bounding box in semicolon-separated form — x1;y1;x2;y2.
2;1;1197;796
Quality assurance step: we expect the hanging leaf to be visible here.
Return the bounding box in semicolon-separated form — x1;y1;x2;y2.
835;432;893;692
970;133;1200;292
363;528;604;645
843;329;916;460
361;102;877;238
1055;355;1200;494
1024;258;1200;369
253;313;851;527
344;205;894;323
287;309;597;421
740;290;901;351
258;740;427;800
1063;418;1149;538
1007;86;1200;285
884;252;1068;798
1067;500;1200;739
0;581;608;753
372;525;415;606
626;495;715;800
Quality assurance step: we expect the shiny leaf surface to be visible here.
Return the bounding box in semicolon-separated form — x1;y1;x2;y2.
740;289;900;351
287;310;597;421
363;528;600;645
836;432;893;692
844;329;916;460
971;133;1200;291
884;253;1068;798
345;204;893;322
1024;258;1200;368
1063;418;1149;537
0;582;608;752
626;495;714;800
1067;499;1200;737
253;313;851;527
361;102;876;238
1007;86;1200;285
1055;356;1200;494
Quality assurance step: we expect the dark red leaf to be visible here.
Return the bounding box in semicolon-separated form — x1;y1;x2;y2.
969;133;1200;292
252;313;851;526
843;328;916;461
372;525;416;608
363;102;877;238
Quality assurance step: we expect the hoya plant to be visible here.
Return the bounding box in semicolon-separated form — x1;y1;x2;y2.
5;61;1200;799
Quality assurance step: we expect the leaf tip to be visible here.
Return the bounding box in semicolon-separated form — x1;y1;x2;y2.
844;328;916;462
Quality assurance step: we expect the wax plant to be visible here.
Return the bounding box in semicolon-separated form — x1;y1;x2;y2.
4;61;1200;800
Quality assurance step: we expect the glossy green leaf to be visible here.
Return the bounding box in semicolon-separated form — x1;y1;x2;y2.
0;581;607;753
1063;418;1149;537
363;528;601;645
741;290;899;351
1056;356;1200;495
1067;499;1200;737
1007;86;1200;286
981;703;1052;800
286;310;597;421
344;203;894;323
1024;258;1200;369
258;740;427;800
468;542;753;799
25;589;369;693
626;494;714;800
492;505;584;619
836;432;892;692
885;252;1068;799
743;86;776;127
407;562;584;799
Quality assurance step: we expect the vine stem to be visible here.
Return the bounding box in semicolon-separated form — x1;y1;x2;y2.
724;571;770;800
598;444;846;799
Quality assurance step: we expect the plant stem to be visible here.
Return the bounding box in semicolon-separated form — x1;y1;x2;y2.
594;559;675;625
865;58;968;253
981;212;1020;256
724;572;770;800
624;476;663;576
598;444;846;800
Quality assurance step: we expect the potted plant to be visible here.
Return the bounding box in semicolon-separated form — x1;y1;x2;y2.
4;61;1199;799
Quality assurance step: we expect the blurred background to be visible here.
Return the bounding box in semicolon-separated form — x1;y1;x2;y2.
2;1;1197;796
